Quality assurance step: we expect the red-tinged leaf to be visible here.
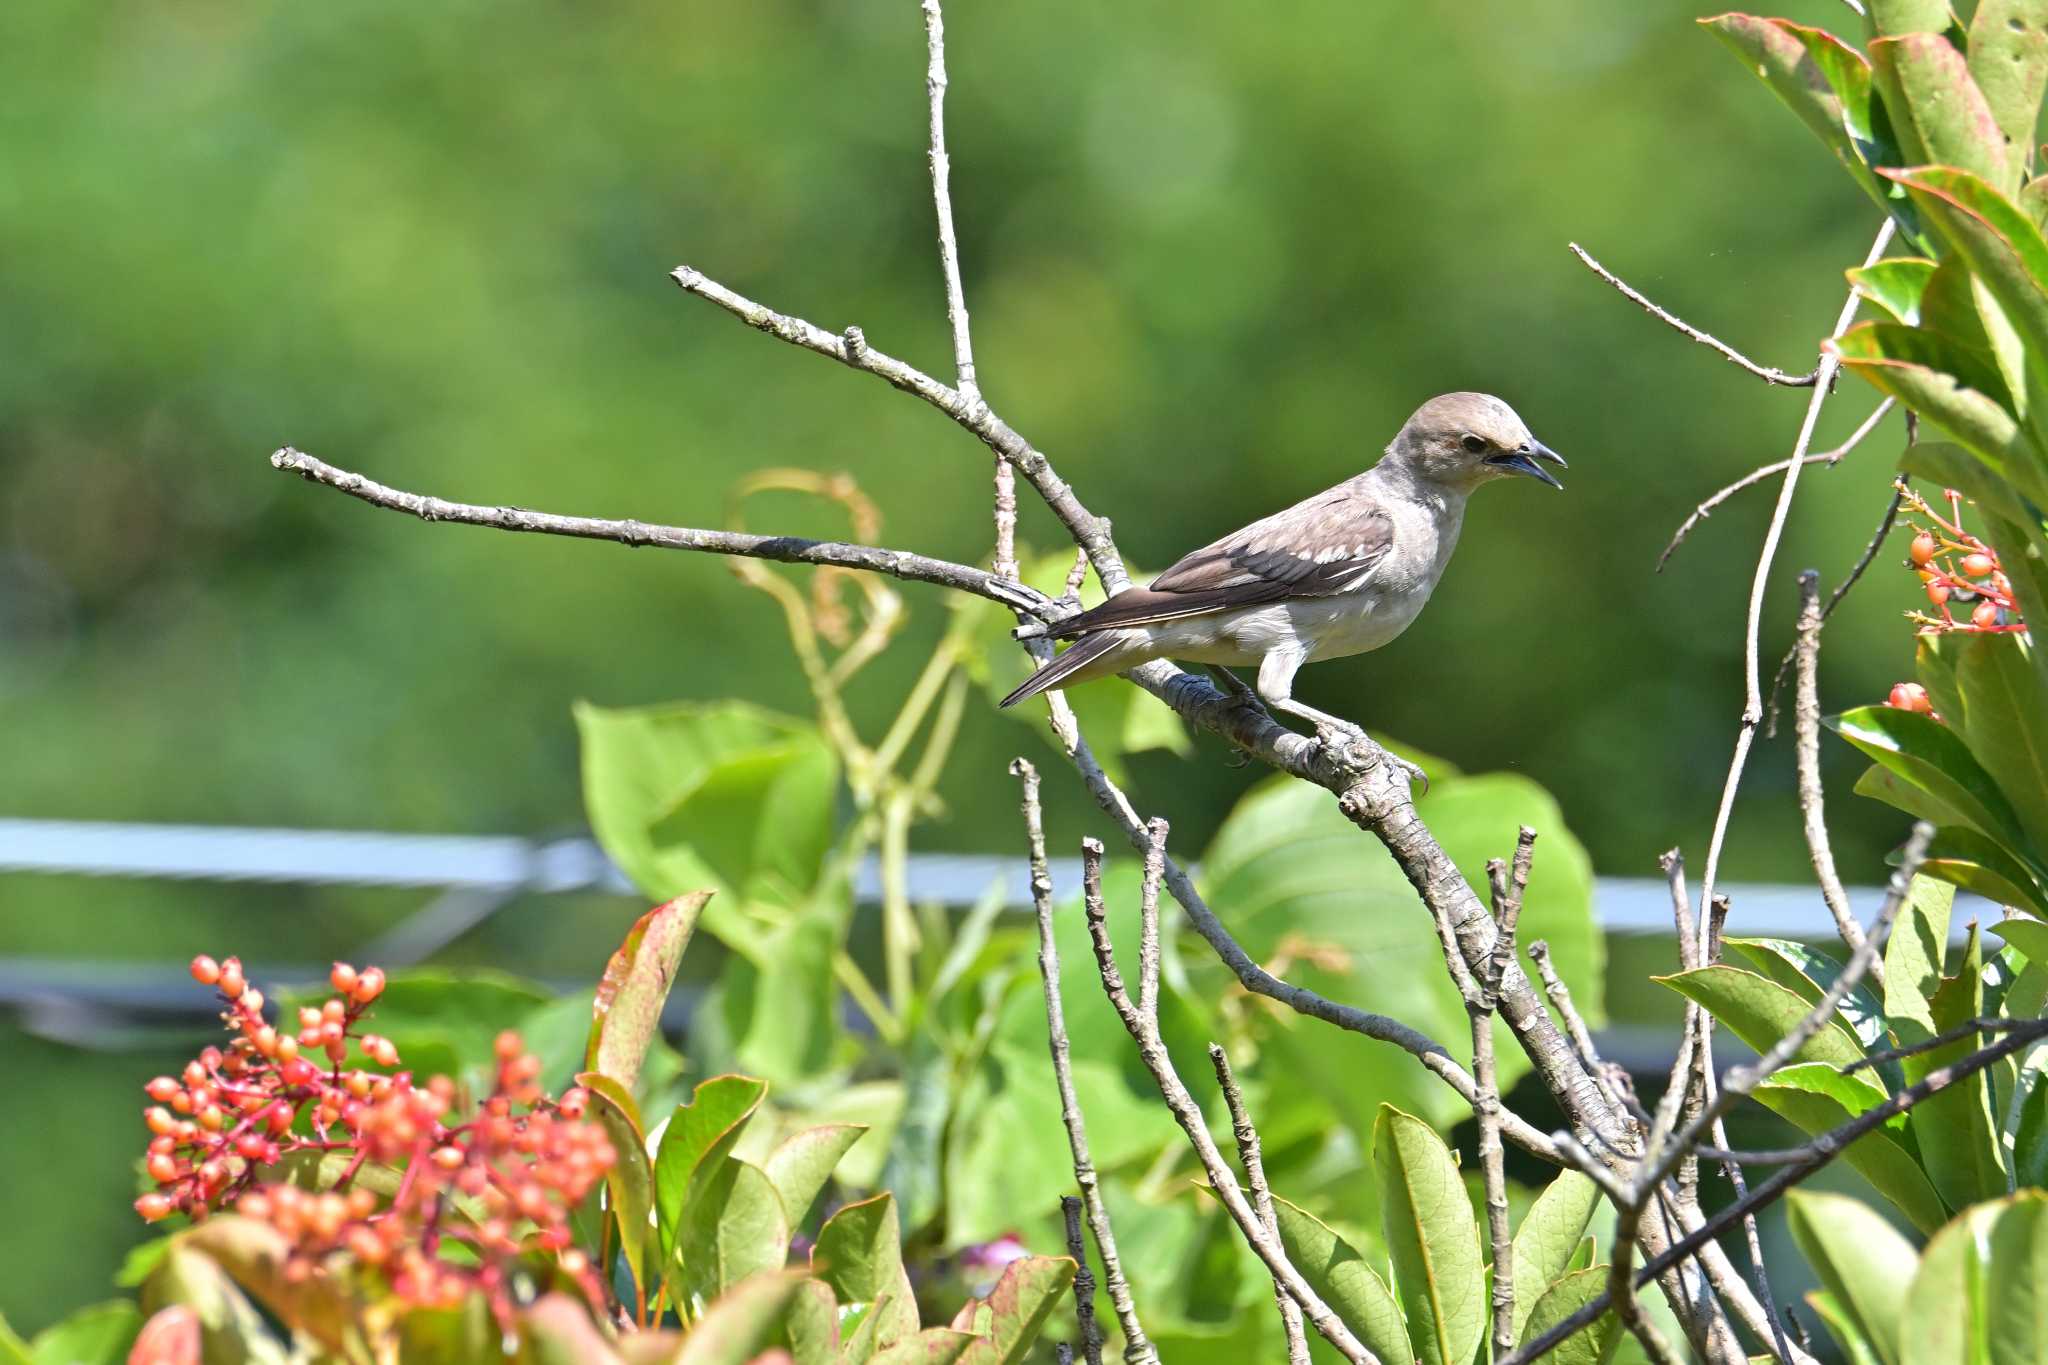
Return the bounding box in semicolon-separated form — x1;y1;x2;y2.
1969;1;2048;184
521;1294;626;1365
1870;33;2014;189
127;1305;201;1365
949;1256;1074;1364
588;891;712;1094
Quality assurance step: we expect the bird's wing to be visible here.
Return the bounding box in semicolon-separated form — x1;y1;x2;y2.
1053;489;1395;637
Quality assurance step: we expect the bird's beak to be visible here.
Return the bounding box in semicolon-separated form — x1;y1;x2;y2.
1487;439;1567;491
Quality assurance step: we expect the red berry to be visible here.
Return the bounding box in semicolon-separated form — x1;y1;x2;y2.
352;968;386;1005
147;1153;180;1183
218;963;245;1000
330;963;358;996
190;956;221;986
1927;581;1952;606
145;1076;180;1102
557;1088;588;1120
1910;532;1938;566
1888;682;1931;713
1974;600;2002;628
135;1193;175;1222
1962;552;1996;578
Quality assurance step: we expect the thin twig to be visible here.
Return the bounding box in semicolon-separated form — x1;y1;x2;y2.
268;448;1054;621
1210;1044;1310;1365
1767;485;1904;735
1526;939;1611;1097
1792;568;1869;968
1012;759;1156;1365
1061;1196;1104;1365
1477;846;1527;1364
1082;840;1379;1365
1508;1013;2048;1364
1842;1014;2032;1074
1696;220;1897;922
1571;242;1821;387
1657;399;1894;570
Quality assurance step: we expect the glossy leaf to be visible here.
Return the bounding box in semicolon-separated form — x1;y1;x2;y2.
672;1273;807;1365
1852;257;1939;322
677;1157;790;1306
656;1075;768;1260
170;1217;357;1357
1899;439;2040;526
1889;874;1957;1035
1969;1;2048;185
1787;1190;1917;1364
1755;1063;1948;1235
762;1123;866;1229
1906;929;2009;1209
2005;1041;2048;1187
1808;1291;1886;1365
1869;34;2012;188
1271;1194;1413;1365
1922;825;2048;916
1725;937;1886;1052
1835;703;2028;847
1507;1171;1600;1341
1375;1104;1485;1365
948;1256;1074;1364
1902;1196;2048;1364
577;1071;658;1302
1702;17;1898;218
1517;1266;1622;1365
588;892;711;1095
813;1195;919;1350
1653;966;1868;1072
1831;320;2028;466
1954;633;2048;855
1994;914;2048;966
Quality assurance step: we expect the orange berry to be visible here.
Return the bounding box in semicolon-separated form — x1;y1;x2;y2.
145;1076;180;1103
431;1145;465;1170
1910;532;1938;566
238;1191;273;1221
147;1153;180;1183
1927;581;1952;606
1962;552;1996;578
557;1088;588;1120
1888;682;1931;713
1974;600;2002;628
494;1031;522;1062
135;1193;175;1222
352;968;385;1005
189;956;221;986
330;963;358;996
218;963;245;1000
146;1106;177;1136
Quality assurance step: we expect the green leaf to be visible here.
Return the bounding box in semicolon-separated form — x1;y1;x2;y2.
1725;937;1887;1052
587;892;710;1095
655;1075;768;1260
672;1273;807;1365
1653;966;1868;1072
139;1237;288;1365
27;1302;142;1365
946;1256;1074;1364
1756;1063;1949;1234
2004;1042;2048;1186
1270;1194;1413;1365
1517;1266;1623;1365
1899;439;2040;525
1968;2;2048;186
1891;874;1957;1040
1834;703;2029;847
814;1195;919;1350
169;1217;357;1358
868;1329;978;1365
1923;825;2048;916
1993;913;2048;966
278;969;550;1089
1702;17;1900;220
1866;0;1960;39
1507;1171;1600;1341
1807;1290;1886;1365
1853;257;1940;322
1901;1195;2048;1364
720;882;846;1085
1787;1190;1918;1364
1954;633;2048;857
1870;35;2013;189
576;1071;658;1302
1832;321;2029;469
1905;928;2009;1208
677;1158;791;1306
875;1035;950;1235
763;1123;866;1229
1375;1105;1485;1365
576;698;837;921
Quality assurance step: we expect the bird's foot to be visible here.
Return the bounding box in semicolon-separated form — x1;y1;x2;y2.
1390;753;1431;797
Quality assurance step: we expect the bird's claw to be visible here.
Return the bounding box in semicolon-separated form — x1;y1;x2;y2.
1392;754;1431;797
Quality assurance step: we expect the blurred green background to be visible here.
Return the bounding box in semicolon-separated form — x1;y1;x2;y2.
3;0;1922;1334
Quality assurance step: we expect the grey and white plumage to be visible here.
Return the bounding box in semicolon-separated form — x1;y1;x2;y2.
1000;392;1565;747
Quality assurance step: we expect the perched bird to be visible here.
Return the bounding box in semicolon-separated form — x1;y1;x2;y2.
1000;392;1564;769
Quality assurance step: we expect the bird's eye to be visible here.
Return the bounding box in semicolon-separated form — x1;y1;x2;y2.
1460;434;1487;454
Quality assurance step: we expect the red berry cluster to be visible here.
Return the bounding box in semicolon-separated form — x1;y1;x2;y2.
137;956;615;1329
1886;681;1936;717
1900;485;2025;636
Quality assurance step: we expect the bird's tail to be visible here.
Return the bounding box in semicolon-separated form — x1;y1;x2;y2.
999;633;1124;708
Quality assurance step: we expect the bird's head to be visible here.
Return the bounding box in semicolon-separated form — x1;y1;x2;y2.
1386;391;1566;492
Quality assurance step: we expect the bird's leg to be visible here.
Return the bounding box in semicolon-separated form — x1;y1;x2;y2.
1256;650;1429;793
1206;666;1270;768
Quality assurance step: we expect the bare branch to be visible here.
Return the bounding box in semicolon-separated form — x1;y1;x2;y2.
1082;840;1380;1365
1696;219;1897;921
1012;759;1156;1365
1061;1196;1105;1365
1509;1012;2048;1364
1210;1043;1311;1365
1570;242;1821;387
1525;938;1624;1115
267;448;1053;621
1476;843;1526;1364
1792;569;1870;967
1657;399;1893;571
669;265;1128;589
